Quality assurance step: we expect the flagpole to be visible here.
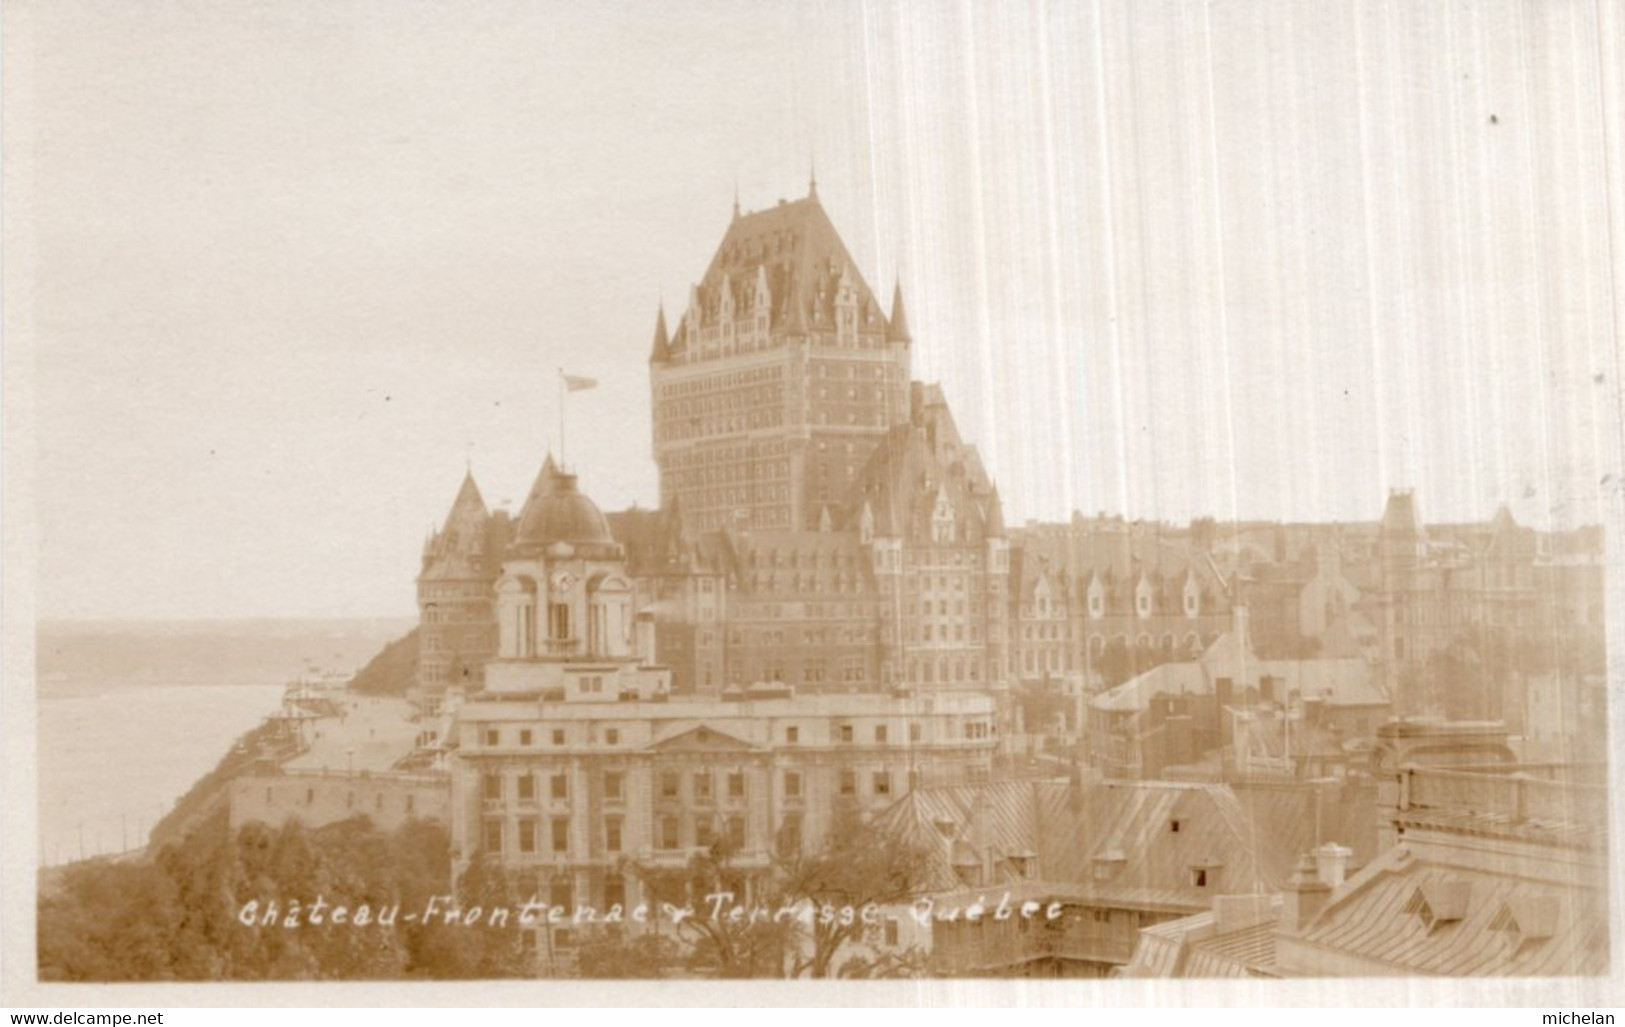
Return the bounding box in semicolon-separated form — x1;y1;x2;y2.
558;367;566;467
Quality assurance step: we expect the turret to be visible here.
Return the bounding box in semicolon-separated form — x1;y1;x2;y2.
887;281;912;343
648;306;671;364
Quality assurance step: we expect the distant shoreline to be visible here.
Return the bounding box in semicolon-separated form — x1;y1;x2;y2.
37;615;417;632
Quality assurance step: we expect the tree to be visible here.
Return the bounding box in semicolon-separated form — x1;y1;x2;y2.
1015;676;1070;737
623;838;792;979
776;814;933;979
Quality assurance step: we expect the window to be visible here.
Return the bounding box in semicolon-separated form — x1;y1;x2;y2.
1169;819;1181;834
840;770;856;797
605;728;619;745
694;772;713;802
605;817;622;853
659;816;680;850
603;875;626;911
875;725;888;744
483;774;503;802
1191;868;1208;888
874;771;892;797
485;729;500;747
727;771;746;800
553;728;566;745
660;772;680;799
551;774;568;801
549;602;571;640
777;813;804;857
1092;908;1111;924
839;724;854;743
726;816;746;849
784;771;802;798
519;729;533;746
519;818;537;854
605;772;624;801
786;726;800;744
550;877;573;915
483;820;503;853
884;919;900;947
517;775;535;801
552;818;570;853
910;723;922;743
695;817;715;849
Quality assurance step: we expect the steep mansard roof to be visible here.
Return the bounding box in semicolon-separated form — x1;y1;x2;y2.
662;190;906;356
420;470;494;582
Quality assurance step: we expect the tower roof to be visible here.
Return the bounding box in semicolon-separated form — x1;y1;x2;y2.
648;306;671;364
511;458;618;556
1381;490;1421;536
688;188;894;338
445;468;488;526
888;281;912;343
420;468;492;582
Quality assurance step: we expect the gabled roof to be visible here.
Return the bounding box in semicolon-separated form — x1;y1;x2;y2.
873;777;1294;912
869;778;1072;894
843;400;998;543
1293;849;1608;975
646;723;759;753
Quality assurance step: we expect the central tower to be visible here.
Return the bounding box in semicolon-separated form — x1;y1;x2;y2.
648;182;914;533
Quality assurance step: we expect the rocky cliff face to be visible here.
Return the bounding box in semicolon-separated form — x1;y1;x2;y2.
348;627;419;696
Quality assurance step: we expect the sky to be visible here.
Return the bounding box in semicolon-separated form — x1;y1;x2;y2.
8;0;1623;621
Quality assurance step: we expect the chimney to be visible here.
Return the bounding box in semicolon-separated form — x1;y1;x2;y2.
1232;605;1251;649
1283;853;1332;931
1313;843;1352;889
635;613;657;665
970;790;994;879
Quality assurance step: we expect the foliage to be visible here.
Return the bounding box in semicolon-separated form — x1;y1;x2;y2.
574;932;681;979
615;817;935;980
777;814;933;979
37;811;526;982
1015;677;1071;735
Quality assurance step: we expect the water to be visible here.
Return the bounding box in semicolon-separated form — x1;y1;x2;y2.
38;680;287;865
34;617;414;866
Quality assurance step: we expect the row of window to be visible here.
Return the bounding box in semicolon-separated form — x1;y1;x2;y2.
657;365;784;399
484;772;594;803
483;727;622;748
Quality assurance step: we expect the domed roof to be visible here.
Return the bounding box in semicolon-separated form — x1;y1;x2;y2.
512;458;619;555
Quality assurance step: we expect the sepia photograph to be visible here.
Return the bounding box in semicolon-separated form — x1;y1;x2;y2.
3;0;1623;1012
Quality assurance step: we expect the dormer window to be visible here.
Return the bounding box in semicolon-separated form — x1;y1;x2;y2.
1404;881;1472;933
1093;849;1126;881
1188;859;1223;889
1489;897;1559;954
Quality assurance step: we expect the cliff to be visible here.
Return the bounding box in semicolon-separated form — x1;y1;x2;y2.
347;627;419;696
